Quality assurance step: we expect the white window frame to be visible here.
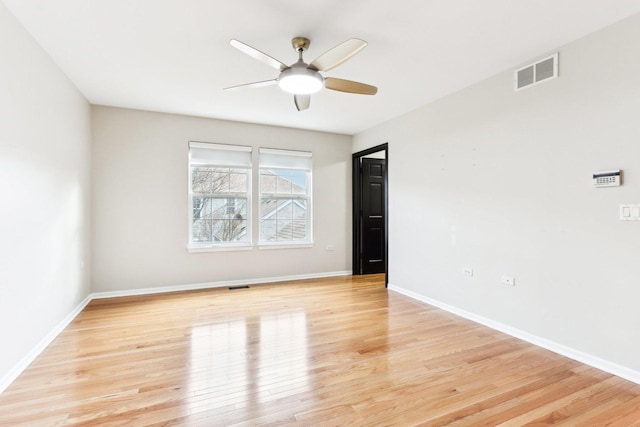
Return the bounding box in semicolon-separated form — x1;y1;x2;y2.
187;142;252;252
258;148;313;247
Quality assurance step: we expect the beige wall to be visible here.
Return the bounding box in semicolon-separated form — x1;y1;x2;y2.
354;14;640;372
0;3;91;387
91;106;352;292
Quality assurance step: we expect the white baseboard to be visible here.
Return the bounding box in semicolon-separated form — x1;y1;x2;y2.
0;294;93;394
91;270;352;299
388;283;640;386
0;270;351;394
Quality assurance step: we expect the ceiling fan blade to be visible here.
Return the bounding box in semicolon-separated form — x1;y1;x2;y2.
309;39;367;72
294;94;310;111
324;78;377;95
229;39;288;71
223;79;278;91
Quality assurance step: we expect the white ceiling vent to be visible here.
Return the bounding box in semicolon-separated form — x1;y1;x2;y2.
514;53;558;91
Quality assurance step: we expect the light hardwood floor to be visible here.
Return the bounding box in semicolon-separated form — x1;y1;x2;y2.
1;274;639;426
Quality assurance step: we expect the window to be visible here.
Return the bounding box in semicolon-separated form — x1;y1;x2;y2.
259;148;312;245
188;142;252;248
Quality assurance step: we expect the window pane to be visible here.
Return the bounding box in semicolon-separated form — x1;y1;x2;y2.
260;198;278;219
196;218;249;243
210;219;228;242
230;219;247;241
205;198;228;219
276;219;294;240
192;168;213;193
292;200;306;220
196;198;213;219
292;220;307;240
208;219;248;242
225;198;235;216
259;195;310;242
276;175;292;194
289;170;307;194
235;199;247;219
277;200;293;219
261;219;277;241
192;198;204;219
260;172;276;194
226;198;247;219
192;167;251;195
212;171;230;193
262;170;307;195
229;171;248;193
192;219;212;243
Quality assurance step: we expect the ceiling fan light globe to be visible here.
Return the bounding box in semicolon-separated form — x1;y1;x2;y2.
278;67;323;94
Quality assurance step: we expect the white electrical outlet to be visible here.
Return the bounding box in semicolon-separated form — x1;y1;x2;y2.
325;245;334;251
462;267;473;277
501;276;515;286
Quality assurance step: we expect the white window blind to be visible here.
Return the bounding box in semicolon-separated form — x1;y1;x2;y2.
258;148;312;170
189;142;252;167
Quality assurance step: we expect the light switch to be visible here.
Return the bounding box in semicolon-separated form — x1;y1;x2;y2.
620;204;640;221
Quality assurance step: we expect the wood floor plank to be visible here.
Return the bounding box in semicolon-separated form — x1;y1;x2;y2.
0;274;639;425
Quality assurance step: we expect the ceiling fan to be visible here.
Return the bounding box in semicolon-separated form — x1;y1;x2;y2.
224;37;377;111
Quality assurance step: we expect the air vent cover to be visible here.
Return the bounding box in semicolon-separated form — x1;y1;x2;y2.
515;53;558;91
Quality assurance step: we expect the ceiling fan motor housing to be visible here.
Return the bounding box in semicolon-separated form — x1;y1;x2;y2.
278;61;324;94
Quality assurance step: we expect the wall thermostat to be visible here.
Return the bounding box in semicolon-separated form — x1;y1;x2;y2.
593;170;621;188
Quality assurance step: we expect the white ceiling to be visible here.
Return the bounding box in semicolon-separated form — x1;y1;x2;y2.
4;0;640;135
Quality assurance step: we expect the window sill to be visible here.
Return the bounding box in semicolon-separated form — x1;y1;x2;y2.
258;242;314;250
187;242;315;252
187;244;253;253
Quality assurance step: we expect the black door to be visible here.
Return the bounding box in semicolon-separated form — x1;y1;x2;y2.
361;158;386;274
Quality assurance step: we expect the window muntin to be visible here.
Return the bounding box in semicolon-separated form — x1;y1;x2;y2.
188;142;252;248
259;149;312;244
